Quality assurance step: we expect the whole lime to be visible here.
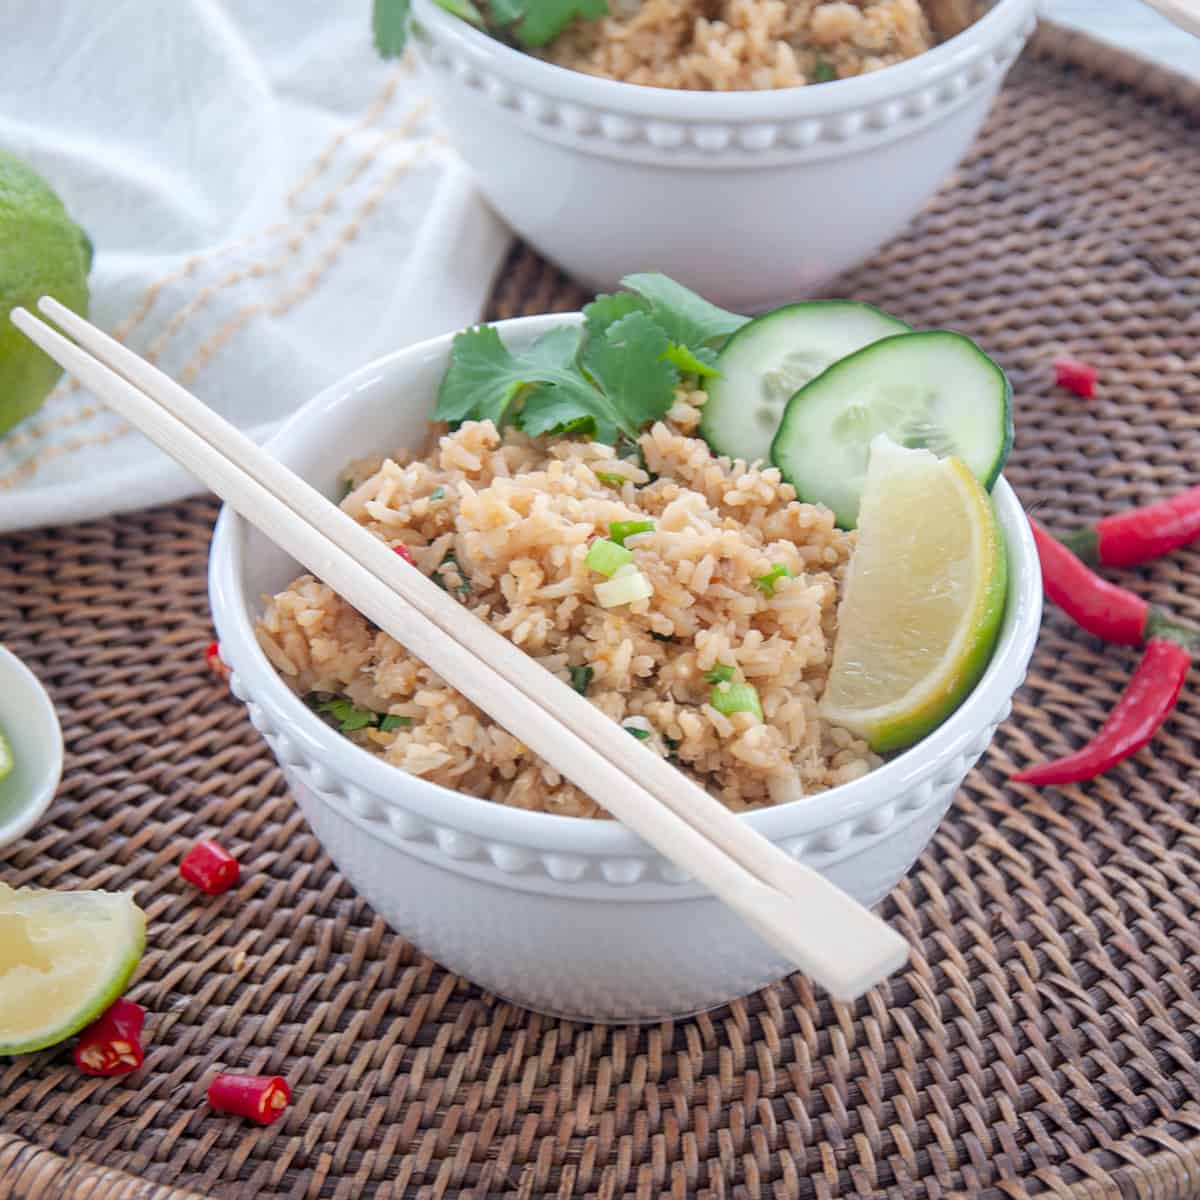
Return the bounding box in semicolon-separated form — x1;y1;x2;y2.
0;150;92;437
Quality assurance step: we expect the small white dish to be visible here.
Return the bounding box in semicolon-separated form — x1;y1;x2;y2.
0;646;64;851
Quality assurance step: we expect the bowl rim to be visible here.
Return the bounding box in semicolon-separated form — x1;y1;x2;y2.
208;312;1042;858
410;0;1037;120
0;645;64;851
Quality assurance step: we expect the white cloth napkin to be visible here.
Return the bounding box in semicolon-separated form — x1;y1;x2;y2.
0;0;511;531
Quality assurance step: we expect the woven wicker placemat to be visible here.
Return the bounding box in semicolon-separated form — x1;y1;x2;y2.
3;24;1199;1200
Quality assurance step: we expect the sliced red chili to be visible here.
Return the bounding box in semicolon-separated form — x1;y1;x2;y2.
205;641;231;683
208;1074;291;1125
1013;638;1189;786
1058;484;1200;568
180;839;239;896
393;543;414;565
74;998;146;1076
1029;517;1148;645
1053;357;1097;399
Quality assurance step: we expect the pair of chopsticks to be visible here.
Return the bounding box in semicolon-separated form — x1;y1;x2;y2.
12;298;908;1002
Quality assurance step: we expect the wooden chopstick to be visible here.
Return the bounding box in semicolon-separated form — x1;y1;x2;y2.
13;301;908;1000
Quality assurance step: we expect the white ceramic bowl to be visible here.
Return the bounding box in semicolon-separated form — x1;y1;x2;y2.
208;314;1042;1021
0;646;64;851
410;0;1038;310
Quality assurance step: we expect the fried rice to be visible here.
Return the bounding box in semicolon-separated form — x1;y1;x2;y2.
539;0;982;92
256;389;881;818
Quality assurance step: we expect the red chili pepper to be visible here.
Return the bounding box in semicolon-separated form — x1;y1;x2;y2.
205;640;231;683
1029;518;1148;645
74;998;146;1076
1012;638;1189;786
180;839;240;896
393;543;414;565
208;1074;291;1125
1058;484;1200;568
1054;357;1097;399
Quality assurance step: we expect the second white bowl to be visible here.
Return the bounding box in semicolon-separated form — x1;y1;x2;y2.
411;0;1038;310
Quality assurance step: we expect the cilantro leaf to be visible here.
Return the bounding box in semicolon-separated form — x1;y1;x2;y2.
583;292;649;340
516;0;606;45
435;324;595;429
522;312;677;443
662;342;720;378
488;0;527;23
812;57;837;83
373;0;410;57
620;273;748;348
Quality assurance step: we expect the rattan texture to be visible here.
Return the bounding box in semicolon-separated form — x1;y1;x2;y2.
2;24;1199;1200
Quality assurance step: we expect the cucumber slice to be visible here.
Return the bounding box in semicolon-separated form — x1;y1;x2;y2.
770;330;1013;529
699;301;909;465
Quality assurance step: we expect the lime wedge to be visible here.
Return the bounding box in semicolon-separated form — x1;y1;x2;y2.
819;436;1007;753
0;729;11;780
0;883;145;1055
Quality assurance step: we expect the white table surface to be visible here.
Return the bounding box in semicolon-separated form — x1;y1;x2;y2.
1041;0;1199;78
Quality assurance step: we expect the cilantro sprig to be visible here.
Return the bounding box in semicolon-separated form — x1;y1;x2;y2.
306;693;413;735
434;273;746;449
373;0;606;59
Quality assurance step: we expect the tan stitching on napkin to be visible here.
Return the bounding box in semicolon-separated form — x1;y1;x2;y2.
287;65;409;208
0;423;132;491
1;81;420;484
180;143;429;386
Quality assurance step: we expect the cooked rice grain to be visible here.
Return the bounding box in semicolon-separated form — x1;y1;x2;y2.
257;394;881;817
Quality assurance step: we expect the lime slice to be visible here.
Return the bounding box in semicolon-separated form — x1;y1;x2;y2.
0;729;11;780
819;436;1007;753
0;883;145;1055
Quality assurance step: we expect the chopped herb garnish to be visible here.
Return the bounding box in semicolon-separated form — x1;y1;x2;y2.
307;693;413;735
710;682;763;721
703;664;735;684
595;471;629;489
650;631;674;643
585;538;633;577
339;478;354;500
433;553;472;598
568;665;594;694
430;486;446;501
664;736;681;752
812;58;837;83
625;726;652;741
609;519;655;546
752;563;793;596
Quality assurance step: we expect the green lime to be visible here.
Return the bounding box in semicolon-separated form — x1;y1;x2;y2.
819;436;1008;753
0;729;11;780
0;883;145;1056
0;150;92;437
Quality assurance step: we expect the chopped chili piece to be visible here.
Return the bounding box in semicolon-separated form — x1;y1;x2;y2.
1012;638;1189;786
180;839;240;896
74;998;145;1077
1058;484;1200;568
1053;357;1097;399
208;1073;291;1125
393;543;415;565
1029;518;1148;645
205;641;230;683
